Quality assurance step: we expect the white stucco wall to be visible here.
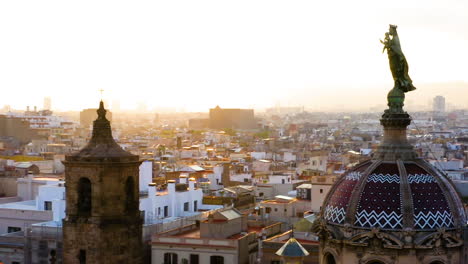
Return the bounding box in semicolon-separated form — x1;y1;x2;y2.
139;160;153;192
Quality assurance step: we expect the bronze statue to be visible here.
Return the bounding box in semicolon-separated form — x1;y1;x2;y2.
381;25;416;93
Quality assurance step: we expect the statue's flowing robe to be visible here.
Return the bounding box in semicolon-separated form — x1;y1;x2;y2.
387;35;416;93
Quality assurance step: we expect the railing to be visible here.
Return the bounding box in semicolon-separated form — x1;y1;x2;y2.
203;196;233;205
153;233;238;248
144;207;227;240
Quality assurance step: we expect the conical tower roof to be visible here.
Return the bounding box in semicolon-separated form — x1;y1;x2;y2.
275;235;310;258
65;101;138;163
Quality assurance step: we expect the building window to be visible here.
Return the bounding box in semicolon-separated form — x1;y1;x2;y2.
158;207;161;215
125;177;136;213
271;261;281;264
284;209;287;212
320;189;323;194
190;254;199;264
164;253;178;264
324;253;336;264
79;249;86;264
274;208;278;212
281;179;285;184
49;249;57;263
184;202;189;211
164;206;169;217
259;192;264;197
7;227;21;233
194;200;198;211
44;201;52;211
265;207;271;213
77;178;91;215
210;256;224;264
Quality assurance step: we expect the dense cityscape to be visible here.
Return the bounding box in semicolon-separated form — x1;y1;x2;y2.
0;89;467;263
1;1;468;263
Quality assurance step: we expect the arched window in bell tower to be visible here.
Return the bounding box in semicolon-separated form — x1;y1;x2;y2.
78;178;92;215
125;176;136;213
324;253;336;264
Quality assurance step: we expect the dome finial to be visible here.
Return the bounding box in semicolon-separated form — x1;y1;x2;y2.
97;100;107;120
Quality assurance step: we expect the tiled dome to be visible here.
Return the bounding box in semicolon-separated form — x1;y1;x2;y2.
314;26;466;264
322;159;466;231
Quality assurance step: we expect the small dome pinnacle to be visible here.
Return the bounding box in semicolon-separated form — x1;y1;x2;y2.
65;100;137;161
97;100;107;120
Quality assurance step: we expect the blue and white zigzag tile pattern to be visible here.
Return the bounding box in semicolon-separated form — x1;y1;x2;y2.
324;205;346;224
355;209;403;229
355;163;403;229
406;164;455;229
324;164;371;224
367;173;400;184
408;174;437;184
414;210;454;229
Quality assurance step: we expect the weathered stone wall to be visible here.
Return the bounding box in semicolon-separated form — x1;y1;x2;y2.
63;161;143;264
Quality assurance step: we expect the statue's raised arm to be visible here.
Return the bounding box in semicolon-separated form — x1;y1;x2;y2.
382;25;416;93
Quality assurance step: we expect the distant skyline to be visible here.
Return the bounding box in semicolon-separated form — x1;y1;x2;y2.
1;0;467;112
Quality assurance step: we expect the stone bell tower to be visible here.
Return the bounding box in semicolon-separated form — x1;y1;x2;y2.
63;101;142;264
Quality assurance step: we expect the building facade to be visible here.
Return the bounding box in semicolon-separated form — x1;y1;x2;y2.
209;106;256;130
151;208;263;264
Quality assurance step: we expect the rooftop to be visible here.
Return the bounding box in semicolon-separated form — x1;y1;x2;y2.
0;200;37;210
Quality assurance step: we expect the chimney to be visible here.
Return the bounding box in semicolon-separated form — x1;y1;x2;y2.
189;177;196;190
177;136;182;149
179;175;187;184
167;180;176;193
148;183;156;197
259;206;265;221
221;163;231;187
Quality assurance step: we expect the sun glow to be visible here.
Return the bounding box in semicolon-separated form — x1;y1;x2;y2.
0;0;467;111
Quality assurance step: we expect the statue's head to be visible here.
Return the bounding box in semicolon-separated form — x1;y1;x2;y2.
389;24;398;35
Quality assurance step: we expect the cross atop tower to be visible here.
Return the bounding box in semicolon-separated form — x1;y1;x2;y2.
99;89;104;100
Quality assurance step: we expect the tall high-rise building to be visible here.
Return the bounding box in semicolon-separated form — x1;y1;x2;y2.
432;95;446;112
63;101;142;264
43;97;52;110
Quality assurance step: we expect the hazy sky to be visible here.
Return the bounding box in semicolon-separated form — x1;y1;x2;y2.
1;0;467;112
